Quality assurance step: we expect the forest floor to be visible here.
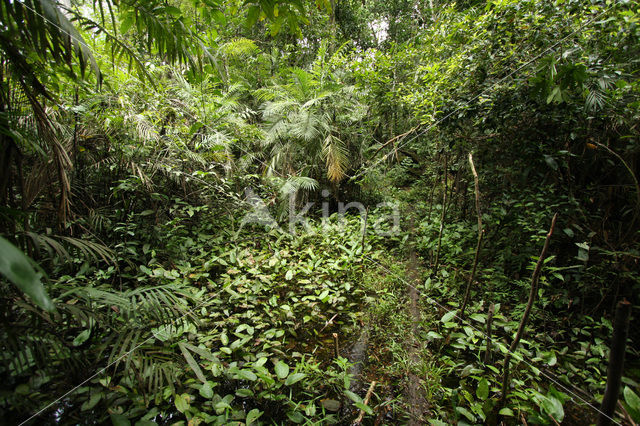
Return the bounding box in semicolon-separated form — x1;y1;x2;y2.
405;214;431;424
15;200;633;424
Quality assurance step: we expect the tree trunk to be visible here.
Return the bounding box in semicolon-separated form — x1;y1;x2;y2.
597;299;632;426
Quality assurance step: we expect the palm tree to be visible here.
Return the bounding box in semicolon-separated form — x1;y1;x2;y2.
257;58;366;184
0;0;226;232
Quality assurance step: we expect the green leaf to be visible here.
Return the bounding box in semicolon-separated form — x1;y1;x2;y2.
498;407;514;416
15;384;29;395
355;401;373;415
73;329;91;346
286;410;304;423
163;6;182;17
476;378;489;400
111;414;131;426
441;310;457;324
134;421;157;426
174;393;190;413
538;394;564;423
427;331;443;340
246;5;261;28
455;406;476;422
237;369;257;381
284;372;306;386
321;399;340;411
178;342;207;383
624;387;640;421
469;313;486;323
275;360;290;379
246;408;263;425
81;392;102;411
211;9;227;25
318;289;330;302
236;388;254;397
267;14;284;37
180;342;219;363
544;155;558;170
547;86;561;104
542;351;557;366
0;237;55;312
120;13;134;34
199;382;213;399
345;390;363;404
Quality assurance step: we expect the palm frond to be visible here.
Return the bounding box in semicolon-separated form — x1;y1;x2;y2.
262;99;297;121
26;232;116;264
127;113;158;142
585;75;613;112
290;110;323;141
323;134;348;182
254;86;284;102
279;176;319;196
0;0;100;92
1;324;82;376
288;68;317;100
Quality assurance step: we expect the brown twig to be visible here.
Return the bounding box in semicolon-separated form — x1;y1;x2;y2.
320;314;339;332
372;124;422;157
617;400;635;426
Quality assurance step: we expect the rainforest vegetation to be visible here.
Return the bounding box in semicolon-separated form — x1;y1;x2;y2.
1;0;640;424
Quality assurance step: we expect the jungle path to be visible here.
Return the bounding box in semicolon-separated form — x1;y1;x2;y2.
404;213;430;424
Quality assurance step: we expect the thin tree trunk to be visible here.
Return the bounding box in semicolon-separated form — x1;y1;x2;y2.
426;180;436;223
433;154;448;275
448;165;459;215
461;153;483;318
361;206;369;250
484;303;495;364
500;213;558;406
329;0;337;51
361;206;369;272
